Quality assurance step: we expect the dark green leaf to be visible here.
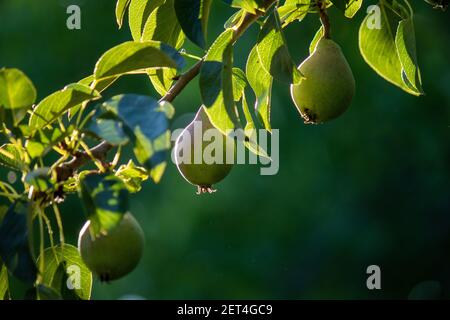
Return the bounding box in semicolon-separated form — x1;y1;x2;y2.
408;281;441;300
174;0;212;48
86;111;130;146
79;173;129;236
200;29;238;133
94;41;185;80
37;244;93;300
101;95;172;182
28;84;100;131
246;45;273;131
0;200;37;283
257;10;303;84
0;68;36;110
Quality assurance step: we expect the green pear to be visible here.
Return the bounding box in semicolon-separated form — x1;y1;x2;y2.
290;37;355;124
174;106;234;194
78;212;144;282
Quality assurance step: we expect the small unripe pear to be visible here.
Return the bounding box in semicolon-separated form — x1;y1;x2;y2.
174;106;234;194
78;212;144;282
290;38;355;124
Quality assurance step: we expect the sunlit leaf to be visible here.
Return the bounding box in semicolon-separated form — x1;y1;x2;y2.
257;10;303;84
37;244;92;300
116;0;131;28
246;45;273;131
28;84;100;131
0;143;28;171
141;0;185;48
94;41;185;80
128;0;165;41
115;160;149;193
332;0;363;18
0;68;36;110
359;1;423;95
200;29;238;133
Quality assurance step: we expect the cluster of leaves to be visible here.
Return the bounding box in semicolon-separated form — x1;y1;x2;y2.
0;0;433;299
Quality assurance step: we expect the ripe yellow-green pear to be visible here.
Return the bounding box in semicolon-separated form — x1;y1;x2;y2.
290;37;355;124
174;106;234;194
78;212;144;282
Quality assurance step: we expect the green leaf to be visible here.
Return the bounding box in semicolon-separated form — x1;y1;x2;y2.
78;75;118;93
395;17;423;94
101;95;173;182
0;143;28;171
0;68;36;110
359;1;423;96
115;160;149;193
141;0;185;48
332;0;363;18
224;9;245;29
240;92;271;159
257;10;303;84
0;262;9;300
25;127;71;159
94;41;185;80
24;168;53;192
277;0;311;27
174;0;212;48
28;84;100;131
148;68;177;96
222;0;266;14
128;0;165;41
37;244;93;300
79;173;129;236
246;45;273;131
200;29;238;133
309;26;324;54
116;0;131;28
0;200;37;283
86;111;130;146
232;68;247;102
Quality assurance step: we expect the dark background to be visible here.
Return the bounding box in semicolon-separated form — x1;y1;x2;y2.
0;0;449;299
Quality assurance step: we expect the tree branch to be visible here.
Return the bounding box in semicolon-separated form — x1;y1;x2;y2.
318;2;331;39
56;0;277;182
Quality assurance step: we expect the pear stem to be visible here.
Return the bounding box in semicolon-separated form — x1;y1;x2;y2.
319;6;331;39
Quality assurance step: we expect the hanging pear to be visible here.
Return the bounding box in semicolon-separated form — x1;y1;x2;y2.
174;106;234;194
290;37;355;124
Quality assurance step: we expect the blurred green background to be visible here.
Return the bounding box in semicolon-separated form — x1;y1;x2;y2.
0;0;449;299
